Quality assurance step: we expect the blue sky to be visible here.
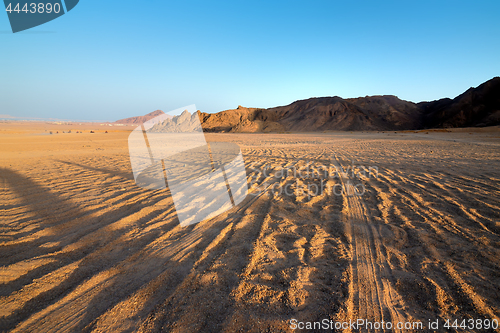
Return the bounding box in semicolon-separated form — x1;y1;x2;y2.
1;0;499;121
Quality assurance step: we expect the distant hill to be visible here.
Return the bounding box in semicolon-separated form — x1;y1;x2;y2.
199;96;420;132
114;110;167;125
118;77;500;131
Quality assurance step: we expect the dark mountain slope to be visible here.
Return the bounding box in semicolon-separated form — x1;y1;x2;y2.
418;77;500;128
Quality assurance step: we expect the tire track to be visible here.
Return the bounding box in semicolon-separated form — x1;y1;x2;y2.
332;154;410;332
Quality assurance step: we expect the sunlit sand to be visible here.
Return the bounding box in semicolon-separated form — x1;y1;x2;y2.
1;122;500;332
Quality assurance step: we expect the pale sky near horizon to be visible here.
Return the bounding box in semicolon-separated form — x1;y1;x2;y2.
1;0;499;121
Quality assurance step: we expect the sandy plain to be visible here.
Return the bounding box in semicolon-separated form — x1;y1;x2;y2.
1;122;500;332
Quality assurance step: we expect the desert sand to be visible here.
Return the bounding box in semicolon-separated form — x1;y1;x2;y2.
1;122;500;332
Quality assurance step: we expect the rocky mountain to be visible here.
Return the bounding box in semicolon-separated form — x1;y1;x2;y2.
200;77;499;132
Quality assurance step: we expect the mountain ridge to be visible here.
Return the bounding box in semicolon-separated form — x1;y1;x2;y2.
117;77;500;131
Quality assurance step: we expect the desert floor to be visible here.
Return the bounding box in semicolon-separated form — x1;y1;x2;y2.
1;122;500;332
